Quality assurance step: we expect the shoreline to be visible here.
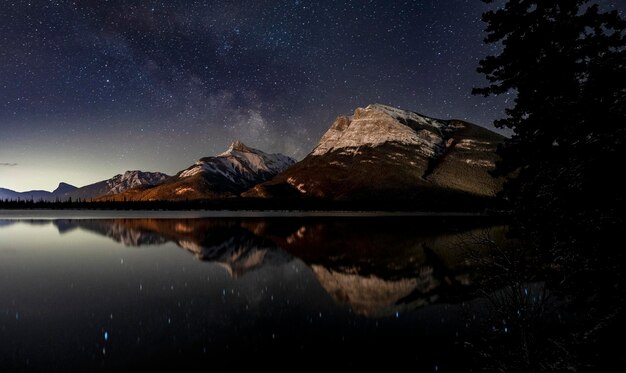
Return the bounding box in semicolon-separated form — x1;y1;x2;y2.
0;209;492;219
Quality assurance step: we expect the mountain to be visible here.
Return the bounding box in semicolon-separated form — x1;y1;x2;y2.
53;182;78;195
245;104;504;207
51;182;78;201
0;182;78;202
67;170;170;200
102;141;295;201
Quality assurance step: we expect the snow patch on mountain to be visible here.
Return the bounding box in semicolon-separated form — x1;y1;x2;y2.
175;187;195;195
369;103;448;132
287;177;307;194
456;139;492;151
463;159;495;168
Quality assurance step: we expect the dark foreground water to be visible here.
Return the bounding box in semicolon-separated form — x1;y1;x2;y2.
0;214;517;371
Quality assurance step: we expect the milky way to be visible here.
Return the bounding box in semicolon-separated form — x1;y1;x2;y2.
1;0;623;190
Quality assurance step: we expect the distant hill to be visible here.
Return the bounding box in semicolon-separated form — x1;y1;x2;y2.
0;182;77;202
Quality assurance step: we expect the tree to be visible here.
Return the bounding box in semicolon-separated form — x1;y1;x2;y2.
473;1;626;369
474;0;625;250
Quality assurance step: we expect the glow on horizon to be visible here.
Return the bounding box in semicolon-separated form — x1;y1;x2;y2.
0;131;185;191
0;117;307;191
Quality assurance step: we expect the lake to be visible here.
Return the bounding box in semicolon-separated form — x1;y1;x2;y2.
0;212;515;371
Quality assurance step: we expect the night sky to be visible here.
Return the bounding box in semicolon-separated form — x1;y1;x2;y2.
1;0;623;191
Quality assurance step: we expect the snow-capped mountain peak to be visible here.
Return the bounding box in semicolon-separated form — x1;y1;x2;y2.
223;140;253;154
179;142;295;182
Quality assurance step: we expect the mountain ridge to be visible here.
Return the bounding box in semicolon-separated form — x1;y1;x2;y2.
100;141;295;201
0;172;169;202
1;104;504;207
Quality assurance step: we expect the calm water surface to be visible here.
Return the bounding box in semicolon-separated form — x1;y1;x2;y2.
0;214;513;371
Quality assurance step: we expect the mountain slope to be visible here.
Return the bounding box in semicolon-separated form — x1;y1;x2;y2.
245;104;504;205
102;141;295;201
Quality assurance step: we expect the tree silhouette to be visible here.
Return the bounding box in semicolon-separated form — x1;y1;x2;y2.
474;1;626;369
474;0;625;249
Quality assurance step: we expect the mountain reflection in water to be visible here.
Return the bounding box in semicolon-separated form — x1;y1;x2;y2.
49;217;506;318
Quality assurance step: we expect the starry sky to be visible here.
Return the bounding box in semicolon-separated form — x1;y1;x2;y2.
1;0;623;191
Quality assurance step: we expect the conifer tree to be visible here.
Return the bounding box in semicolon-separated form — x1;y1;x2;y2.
474;0;626;248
